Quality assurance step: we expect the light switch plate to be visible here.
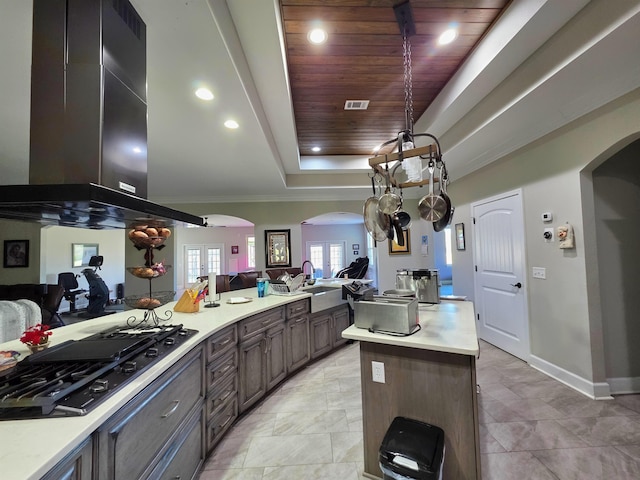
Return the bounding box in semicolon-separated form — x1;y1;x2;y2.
532;267;546;279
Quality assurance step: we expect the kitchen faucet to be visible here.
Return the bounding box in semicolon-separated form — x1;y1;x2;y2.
301;260;315;278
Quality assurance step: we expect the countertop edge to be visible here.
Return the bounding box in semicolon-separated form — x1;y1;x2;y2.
342;300;479;356
0;288;322;480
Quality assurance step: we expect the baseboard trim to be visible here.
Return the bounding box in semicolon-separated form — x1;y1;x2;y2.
607;376;640;394
529;354;613;400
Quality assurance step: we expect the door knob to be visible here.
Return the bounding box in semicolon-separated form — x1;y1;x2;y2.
510;282;522;288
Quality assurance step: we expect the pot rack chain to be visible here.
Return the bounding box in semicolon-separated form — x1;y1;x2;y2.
367;1;447;191
403;24;414;135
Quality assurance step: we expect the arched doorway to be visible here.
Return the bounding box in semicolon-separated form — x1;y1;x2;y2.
301;212;372;281
591;137;640;394
177;214;255;292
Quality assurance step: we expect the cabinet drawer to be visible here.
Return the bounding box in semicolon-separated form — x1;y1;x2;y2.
206;369;237;422
239;307;284;340
206;397;238;451
206;325;237;363
286;298;309;318
206;348;237;390
96;348;204;480
147;407;205;480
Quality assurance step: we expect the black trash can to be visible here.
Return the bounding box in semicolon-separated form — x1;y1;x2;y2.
379;417;445;480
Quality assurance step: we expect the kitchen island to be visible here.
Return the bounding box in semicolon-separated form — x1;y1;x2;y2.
342;300;480;480
0;284;350;480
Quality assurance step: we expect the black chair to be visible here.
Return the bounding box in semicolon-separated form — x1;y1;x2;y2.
57;272;87;313
335;257;369;279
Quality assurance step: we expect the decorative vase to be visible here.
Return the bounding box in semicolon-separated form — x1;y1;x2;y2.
28;343;49;354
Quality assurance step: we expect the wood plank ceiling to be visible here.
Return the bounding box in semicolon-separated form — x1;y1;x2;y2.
280;0;511;157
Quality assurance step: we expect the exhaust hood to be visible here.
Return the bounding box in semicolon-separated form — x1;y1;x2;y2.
0;0;204;229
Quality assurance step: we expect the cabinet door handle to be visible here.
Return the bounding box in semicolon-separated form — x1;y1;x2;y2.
160;400;180;418
294;317;306;324
218;414;233;430
218;389;233;403
216;363;233;377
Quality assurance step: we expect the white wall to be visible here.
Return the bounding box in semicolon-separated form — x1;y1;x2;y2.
40;226;125;311
301;223;367;276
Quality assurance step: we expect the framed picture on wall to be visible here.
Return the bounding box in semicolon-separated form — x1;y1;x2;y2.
389;229;411;255
265;229;291;268
455;223;466;250
231;245;239;254
3;240;29;268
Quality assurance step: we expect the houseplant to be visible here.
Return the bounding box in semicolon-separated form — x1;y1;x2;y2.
20;323;52;353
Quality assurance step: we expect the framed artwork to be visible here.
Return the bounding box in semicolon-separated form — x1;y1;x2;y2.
353;250;359;256
265;229;291;268
352;244;360;250
231;245;239;254
455;223;466;250
389;229;411;255
3;240;29;268
72;243;99;267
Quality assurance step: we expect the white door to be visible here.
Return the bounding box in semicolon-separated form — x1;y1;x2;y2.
473;190;530;360
184;244;223;286
306;241;346;278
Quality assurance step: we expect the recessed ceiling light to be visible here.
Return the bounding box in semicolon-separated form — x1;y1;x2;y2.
312;146;321;152
308;28;327;45
224;120;239;129
438;28;458;45
195;87;214;100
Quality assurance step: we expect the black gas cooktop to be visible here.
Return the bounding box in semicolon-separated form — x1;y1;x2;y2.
0;324;197;420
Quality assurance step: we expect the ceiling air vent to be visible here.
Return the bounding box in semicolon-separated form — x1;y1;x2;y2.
344;100;370;110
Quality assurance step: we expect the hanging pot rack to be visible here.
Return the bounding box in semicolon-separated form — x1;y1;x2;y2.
362;0;455;243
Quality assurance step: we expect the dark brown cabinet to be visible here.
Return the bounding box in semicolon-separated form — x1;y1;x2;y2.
94;347;205;480
205;325;238;452
332;306;350;348
310;304;350;359
238;307;286;413
41;438;92;480
285;299;310;373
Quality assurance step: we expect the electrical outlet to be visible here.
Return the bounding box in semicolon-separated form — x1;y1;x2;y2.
532;267;546;279
372;361;385;383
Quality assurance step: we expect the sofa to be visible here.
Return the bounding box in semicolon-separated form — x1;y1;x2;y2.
265;268;303;280
0;284;65;329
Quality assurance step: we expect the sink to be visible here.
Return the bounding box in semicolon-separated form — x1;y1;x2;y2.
302;285;346;313
304;286;336;294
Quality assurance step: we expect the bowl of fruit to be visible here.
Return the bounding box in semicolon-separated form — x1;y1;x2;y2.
127;225;172;249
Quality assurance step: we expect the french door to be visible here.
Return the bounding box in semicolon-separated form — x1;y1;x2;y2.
184;244;223;286
306;241;346;278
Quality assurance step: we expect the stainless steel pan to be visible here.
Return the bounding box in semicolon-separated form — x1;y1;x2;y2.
418;163;448;222
433;163;453;232
363;175;389;242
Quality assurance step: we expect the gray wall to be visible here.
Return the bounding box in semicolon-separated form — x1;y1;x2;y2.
593;140;640;391
448;87;640;393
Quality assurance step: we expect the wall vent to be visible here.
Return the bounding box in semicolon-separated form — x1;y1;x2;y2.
344;100;370;110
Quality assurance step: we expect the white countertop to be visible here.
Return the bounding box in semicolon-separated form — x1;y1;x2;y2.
342;300;479;356
0;288;311;480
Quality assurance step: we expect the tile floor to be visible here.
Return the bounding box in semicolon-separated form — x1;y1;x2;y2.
198;340;640;480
